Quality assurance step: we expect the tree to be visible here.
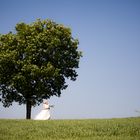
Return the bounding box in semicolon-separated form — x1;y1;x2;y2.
0;19;82;119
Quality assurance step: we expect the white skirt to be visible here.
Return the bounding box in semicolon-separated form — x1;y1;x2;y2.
34;109;50;120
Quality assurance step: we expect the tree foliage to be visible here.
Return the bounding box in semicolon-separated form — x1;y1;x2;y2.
0;19;82;119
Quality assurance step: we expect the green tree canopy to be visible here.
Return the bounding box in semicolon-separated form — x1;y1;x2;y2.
0;19;82;119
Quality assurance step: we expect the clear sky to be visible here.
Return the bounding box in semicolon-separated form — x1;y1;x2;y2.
0;0;140;119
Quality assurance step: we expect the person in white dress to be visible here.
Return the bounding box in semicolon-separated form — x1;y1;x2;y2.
34;100;53;120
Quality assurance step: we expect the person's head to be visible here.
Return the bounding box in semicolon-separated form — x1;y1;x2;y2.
44;100;48;105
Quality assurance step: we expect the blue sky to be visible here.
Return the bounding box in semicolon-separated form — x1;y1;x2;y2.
0;0;140;119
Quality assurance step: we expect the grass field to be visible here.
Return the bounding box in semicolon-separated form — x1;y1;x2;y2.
0;117;140;140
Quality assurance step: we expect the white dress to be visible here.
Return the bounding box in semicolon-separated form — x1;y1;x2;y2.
34;104;50;120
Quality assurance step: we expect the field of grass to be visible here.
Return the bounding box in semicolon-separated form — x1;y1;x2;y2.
0;117;140;140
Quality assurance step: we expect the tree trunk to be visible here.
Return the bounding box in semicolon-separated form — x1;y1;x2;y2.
26;100;32;119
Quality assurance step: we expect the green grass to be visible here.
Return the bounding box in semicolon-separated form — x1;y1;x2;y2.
0;117;140;140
